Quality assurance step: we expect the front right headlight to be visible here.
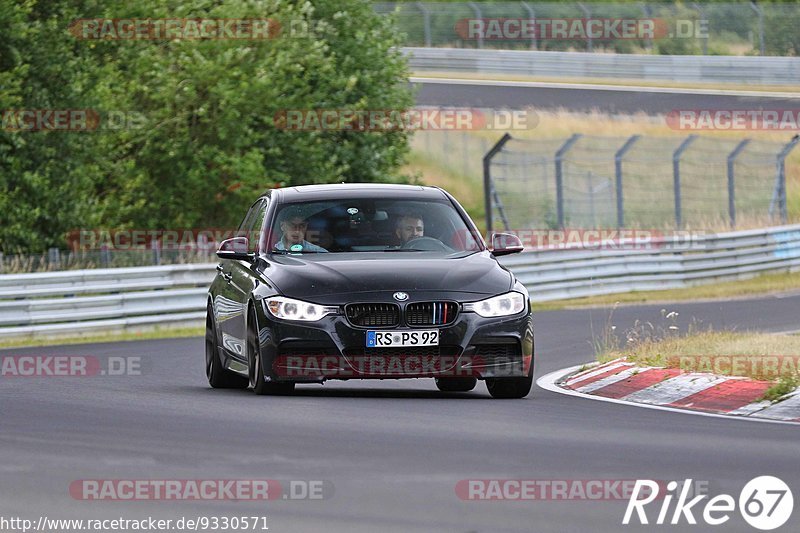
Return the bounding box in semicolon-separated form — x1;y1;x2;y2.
463;291;526;318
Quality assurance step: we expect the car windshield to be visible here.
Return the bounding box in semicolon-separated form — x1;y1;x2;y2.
266;197;482;254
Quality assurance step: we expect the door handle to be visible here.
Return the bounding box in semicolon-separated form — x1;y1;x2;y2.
216;264;224;272
222;273;233;283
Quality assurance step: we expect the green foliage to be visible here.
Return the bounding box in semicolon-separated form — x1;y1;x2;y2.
762;376;799;403
0;0;413;251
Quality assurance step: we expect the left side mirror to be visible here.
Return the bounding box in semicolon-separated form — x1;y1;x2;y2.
490;233;524;256
216;237;254;261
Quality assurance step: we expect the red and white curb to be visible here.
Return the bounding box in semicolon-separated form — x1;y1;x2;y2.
536;359;800;425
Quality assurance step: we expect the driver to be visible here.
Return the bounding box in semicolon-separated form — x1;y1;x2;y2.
395;211;424;245
274;206;328;252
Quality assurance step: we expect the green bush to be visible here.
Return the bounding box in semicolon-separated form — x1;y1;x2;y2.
0;0;413;251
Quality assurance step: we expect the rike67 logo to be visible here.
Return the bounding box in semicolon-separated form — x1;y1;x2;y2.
624;477;793;530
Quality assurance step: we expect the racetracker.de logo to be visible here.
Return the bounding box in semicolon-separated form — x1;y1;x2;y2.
667;109;800;131
0;356;143;377
456;479;708;501
68;479;333;501
1;110;145;132
273;354;528;378
453;18;706;41
272;108;537;131
482;229;705;251
68;18;280;40
669;355;800;380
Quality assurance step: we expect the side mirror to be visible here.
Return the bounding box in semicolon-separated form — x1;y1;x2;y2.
216;237;254;261
490;233;524;256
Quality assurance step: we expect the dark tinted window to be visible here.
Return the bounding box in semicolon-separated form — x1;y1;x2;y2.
268;197;481;254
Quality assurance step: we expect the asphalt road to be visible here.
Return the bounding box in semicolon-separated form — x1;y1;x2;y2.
412;78;800;114
2;293;799;533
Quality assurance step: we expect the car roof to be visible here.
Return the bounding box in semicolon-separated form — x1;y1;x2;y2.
267;183;448;203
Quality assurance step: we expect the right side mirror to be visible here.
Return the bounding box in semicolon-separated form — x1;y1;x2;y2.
216;237;253;261
490;233;524;256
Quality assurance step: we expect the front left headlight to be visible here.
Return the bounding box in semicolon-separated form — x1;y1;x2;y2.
263;296;338;322
464;291;526;318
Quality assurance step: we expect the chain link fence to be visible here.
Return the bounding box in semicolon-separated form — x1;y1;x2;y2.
485;134;799;231
375;1;800;56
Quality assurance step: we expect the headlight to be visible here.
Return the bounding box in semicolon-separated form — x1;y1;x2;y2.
464;291;526;318
263;296;338;322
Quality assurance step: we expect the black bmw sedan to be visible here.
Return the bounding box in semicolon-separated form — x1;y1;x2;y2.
206;183;534;398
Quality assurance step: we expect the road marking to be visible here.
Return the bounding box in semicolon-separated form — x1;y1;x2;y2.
410;76;800;99
751;391;800;421
623;374;727;405
537;364;800;426
565;360;630;387
575;367;648;394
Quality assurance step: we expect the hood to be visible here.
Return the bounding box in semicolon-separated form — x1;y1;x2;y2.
260;251;513;304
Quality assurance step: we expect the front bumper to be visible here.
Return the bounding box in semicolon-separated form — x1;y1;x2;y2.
256;307;533;382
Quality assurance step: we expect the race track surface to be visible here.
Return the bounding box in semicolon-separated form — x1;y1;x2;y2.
2;294;799;532
413;78;800;114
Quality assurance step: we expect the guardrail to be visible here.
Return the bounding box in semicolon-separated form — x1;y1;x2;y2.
403;47;800;85
499;225;800;301
0;264;215;338
1;225;799;338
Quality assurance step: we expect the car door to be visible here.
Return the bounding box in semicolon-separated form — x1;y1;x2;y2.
226;198;268;361
216;199;264;363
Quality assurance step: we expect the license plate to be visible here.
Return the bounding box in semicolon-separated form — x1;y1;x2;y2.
366;330;439;347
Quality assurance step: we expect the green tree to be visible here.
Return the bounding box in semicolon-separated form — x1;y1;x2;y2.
0;0;414;251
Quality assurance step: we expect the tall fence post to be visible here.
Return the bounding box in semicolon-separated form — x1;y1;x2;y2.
614;135;640;229
726;139;751;228
483;133;513;233
555;134;582;228
152;238;162;266
640;4;653;52
750;1;765;56
100;243;110;268
692;2;708;55
775;135;800;224
521;2;536;50
673;135;697;228
468;2;483;49
48;247;61;270
415;2;432;48
577;2;593;52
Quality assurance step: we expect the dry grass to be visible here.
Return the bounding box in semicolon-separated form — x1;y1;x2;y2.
599;330;800;384
533;270;800;311
0;326;204;349
413;71;800;94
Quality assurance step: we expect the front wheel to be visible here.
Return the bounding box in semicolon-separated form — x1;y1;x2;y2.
205;305;248;389
485;361;533;399
247;307;295;396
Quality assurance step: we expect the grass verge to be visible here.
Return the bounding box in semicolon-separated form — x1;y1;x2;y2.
412;71;800;94
532;270;800;311
0;326;204;350
598;330;800;400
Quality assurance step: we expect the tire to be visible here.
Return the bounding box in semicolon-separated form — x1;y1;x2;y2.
247;307;295;396
205;304;248;389
485;360;534;399
435;377;477;392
